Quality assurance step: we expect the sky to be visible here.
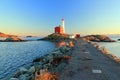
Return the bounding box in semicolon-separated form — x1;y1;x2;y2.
0;0;120;36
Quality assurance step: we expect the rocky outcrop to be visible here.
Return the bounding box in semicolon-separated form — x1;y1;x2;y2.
39;33;71;42
0;32;17;37
82;35;116;42
1;37;25;42
0;32;25;42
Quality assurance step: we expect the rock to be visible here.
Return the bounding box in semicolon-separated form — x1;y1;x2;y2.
54;48;60;51
19;67;28;74
66;47;71;51
33;62;42;68
82;35;116;42
13;67;28;78
51;50;63;57
23;73;30;77
19;75;27;80
44;55;53;61
28;66;35;74
33;57;43;62
59;46;67;53
27;74;34;80
13;71;21;78
52;50;61;54
69;41;74;48
9;78;19;80
4;37;24;42
102;48;109;54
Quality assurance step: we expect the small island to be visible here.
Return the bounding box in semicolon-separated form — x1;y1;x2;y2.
39;33;72;42
82;35;116;42
38;19;77;42
26;36;32;37
0;32;25;42
118;39;120;41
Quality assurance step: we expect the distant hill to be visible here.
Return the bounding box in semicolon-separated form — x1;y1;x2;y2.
0;32;17;37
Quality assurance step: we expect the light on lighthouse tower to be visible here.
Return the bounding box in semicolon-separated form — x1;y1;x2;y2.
62;18;65;33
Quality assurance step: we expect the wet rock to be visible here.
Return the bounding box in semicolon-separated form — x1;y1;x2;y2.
28;66;35;74
9;78;19;80
44;55;53;62
19;75;27;80
13;71;21;78
19;67;28;74
66;47;71;52
59;46;67;53
33;62;42;68
33;57;43;62
54;48;60;51
51;50;61;55
53;52;63;58
69;41;74;48
13;67;28;78
28;74;34;80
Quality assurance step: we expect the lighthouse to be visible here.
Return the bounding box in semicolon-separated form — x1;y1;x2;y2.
62;18;65;33
54;18;65;34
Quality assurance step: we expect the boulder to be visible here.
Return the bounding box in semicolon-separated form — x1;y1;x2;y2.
27;74;34;80
9;78;19;80
33;57;43;62
59;46;67;53
19;67;28;74
28;66;35;74
52;50;63;58
13;71;21;78
19;75;27;80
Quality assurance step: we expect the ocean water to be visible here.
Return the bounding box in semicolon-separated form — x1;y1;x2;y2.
0;39;55;79
97;35;120;58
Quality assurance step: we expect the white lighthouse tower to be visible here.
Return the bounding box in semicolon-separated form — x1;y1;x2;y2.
62;18;65;33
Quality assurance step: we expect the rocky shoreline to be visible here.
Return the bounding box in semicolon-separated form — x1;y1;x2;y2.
82;35;116;42
8;41;75;80
5;37;120;80
0;37;26;42
88;41;120;63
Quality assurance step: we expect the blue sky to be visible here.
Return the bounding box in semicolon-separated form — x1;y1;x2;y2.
0;0;120;36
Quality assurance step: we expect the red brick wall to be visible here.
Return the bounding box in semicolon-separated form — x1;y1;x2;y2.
54;26;63;34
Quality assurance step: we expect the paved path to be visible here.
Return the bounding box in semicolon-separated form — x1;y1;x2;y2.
59;39;120;80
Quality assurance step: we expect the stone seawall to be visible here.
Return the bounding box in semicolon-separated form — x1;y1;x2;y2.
8;41;75;80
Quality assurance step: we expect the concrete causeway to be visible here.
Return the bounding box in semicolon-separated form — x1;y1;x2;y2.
59;39;120;80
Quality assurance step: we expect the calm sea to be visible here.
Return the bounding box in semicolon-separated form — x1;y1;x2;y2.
97;35;120;58
0;37;55;79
